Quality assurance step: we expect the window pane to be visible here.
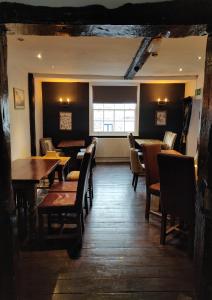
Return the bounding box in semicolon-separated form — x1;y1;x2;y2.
103;122;114;132
125;103;136;109
114;121;124;132
125;121;135;132
114;104;124;109
115;110;124;121
125;110;135;121
104;110;114;121
93;103;104;109
94;110;103;120
92;101;137;134
104;103;114;109
94;121;103;132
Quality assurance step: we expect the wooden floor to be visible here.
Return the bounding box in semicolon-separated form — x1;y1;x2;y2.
18;163;195;300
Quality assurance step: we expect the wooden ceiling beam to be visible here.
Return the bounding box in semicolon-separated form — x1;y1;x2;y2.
124;38;152;80
0;1;211;26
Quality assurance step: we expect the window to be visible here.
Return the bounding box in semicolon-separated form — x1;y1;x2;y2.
90;84;139;136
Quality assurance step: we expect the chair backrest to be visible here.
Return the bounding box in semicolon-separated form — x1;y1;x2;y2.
143;144;161;186
127;133;135;148
157;153;196;222
130;148;143;174
40;138;55;155
45;151;60;157
91;137;98;161
76;144;94;210
163;131;177;150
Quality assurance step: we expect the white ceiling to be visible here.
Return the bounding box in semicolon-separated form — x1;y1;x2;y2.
8;35;207;79
0;0;173;8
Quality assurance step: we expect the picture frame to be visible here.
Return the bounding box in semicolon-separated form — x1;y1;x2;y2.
59;111;72;130
13;88;25;109
155;110;167;126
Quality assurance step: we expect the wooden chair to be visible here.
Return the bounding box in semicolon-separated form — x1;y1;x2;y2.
130;148;145;191
163;131;177;150
37;145;93;244
67;140;97;208
127;133;143;160
142;144;161;220
40;137;64;156
49;143;95;214
157;153;196;250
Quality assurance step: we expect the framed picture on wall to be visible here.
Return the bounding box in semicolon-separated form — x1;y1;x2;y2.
13;88;25;109
59;111;72;130
155;110;167;126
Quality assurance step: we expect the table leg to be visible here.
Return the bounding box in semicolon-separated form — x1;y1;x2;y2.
48;170;56;185
25;184;37;240
57;165;64;181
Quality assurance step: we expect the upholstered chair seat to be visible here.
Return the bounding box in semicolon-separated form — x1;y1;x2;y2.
66;171;80;181
76;152;85;160
149;182;160;195
49;181;78;192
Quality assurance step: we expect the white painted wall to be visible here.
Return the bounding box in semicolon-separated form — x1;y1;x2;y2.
7;64;31;160
185;71;205;157
96;138;129;162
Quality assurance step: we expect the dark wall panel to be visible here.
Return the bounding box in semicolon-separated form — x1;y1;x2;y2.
139;83;185;149
42;82;89;146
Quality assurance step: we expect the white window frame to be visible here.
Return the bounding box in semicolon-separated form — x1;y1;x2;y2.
89;82;140;136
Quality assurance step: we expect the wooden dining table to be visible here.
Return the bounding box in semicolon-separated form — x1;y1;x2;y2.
12;158;60;239
31;155;71;181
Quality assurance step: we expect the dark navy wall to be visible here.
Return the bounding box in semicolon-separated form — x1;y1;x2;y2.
42;82;185;149
42;82;89;146
139;83;185;149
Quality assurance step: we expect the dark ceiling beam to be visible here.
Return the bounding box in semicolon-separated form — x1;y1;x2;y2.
5;24;207;38
124;38;152;80
0;1;212;25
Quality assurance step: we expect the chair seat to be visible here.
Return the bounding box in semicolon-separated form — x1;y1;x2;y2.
49;181;78;192
77;152;84;160
38;193;76;209
149;182;160;195
66;171;80;181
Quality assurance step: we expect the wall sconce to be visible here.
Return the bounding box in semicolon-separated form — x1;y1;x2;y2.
58;97;71;105
157;98;168;105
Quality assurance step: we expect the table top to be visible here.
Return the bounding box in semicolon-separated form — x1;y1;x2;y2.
12;159;59;183
58;139;85;148
136;138;166;146
31;155;70;166
161;149;182;156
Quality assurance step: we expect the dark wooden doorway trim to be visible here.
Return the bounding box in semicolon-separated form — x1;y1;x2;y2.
0;1;212;299
28;73;36;156
0;26;17;300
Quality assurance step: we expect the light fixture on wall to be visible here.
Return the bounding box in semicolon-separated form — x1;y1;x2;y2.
157;98;168;105
58;97;71;105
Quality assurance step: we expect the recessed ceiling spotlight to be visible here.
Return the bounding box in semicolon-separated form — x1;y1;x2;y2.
179;67;183;72
198;56;202;60
37;53;42;59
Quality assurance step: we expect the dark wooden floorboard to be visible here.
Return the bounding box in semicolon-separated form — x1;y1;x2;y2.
18;163;194;300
